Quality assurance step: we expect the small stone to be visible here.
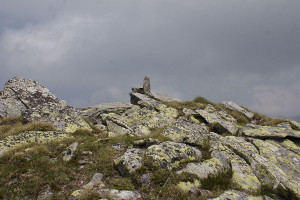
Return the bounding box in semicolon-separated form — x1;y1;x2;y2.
82;173;105;190
62;142;78;162
37;185;53;200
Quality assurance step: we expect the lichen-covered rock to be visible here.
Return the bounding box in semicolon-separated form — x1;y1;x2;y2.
290;120;300;129
0;131;69;156
62;142;78;162
274;139;300;155
177;180;201;193
79;102;133;126
195;105;238;134
208;190;271;200
0;77;91;132
162;117;209;145
251;139;300;196
178;150;231;180
146;141;202;169
230;153;261;193
82;173;105;190
221;101;254;119
96;189;142;200
239;124;300;139
103;106;176;137
37;184;54;200
114;148;144;176
221;135;300;199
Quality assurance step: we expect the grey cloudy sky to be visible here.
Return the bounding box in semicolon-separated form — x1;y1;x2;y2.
0;0;300;117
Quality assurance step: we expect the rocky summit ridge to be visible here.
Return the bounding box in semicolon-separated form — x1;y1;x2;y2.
0;77;300;200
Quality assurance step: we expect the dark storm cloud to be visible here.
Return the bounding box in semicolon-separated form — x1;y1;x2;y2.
0;0;300;117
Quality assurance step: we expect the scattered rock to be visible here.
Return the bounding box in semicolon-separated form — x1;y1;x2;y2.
114;148;144;176
96;189;142;200
82;173;105;190
37;185;53;200
62;142;78;162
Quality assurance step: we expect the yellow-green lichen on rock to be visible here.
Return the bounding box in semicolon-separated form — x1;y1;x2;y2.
177;180;201;193
0;77;91;132
0;131;70;156
230;154;261;194
146;141;202;169
209;190;266;200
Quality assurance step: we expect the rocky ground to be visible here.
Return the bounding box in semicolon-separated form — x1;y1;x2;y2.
0;77;300;200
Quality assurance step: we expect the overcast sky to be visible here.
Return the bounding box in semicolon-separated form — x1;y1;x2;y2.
0;0;300;117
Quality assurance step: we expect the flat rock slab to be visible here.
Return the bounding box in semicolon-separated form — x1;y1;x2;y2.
239;124;300;139
195;108;238;135
0;131;69;156
221;101;254;119
80;102;134;116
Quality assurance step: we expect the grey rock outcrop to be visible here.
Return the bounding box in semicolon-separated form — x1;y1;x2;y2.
146;141;202;169
0;77;91;132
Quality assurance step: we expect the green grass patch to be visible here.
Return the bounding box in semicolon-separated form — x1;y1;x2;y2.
0;119;57;140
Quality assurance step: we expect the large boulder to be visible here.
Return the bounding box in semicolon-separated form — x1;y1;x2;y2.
0;77;91;132
162;117;209;145
114;148;144;176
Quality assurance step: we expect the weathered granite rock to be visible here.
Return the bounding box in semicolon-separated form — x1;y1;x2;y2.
162;117;209;146
133;138;159;147
114;148;144;176
177;180;201;193
79;102;133;125
0;77;91;132
146;141;202;169
221;101;254;119
143;76;151;94
230;153;261;193
130;92;178;117
0;131;69;156
178;150;231;180
82;173;105;190
219;135;300;199
290;120;300;129
250;139;300;198
195;106;238;134
103;105;176;137
239;124;300;139
96;189;142;200
37;185;54;200
274;139;300;155
62;142;78;162
208;190;272;200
